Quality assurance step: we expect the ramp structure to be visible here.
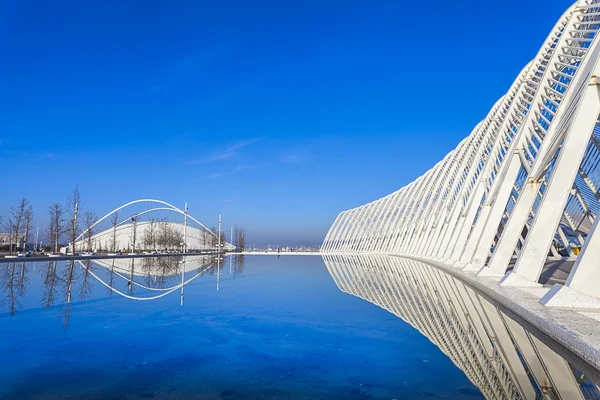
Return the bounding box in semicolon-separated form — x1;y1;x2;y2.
322;1;600;305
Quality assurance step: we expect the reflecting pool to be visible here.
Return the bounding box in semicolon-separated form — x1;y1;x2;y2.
0;255;597;399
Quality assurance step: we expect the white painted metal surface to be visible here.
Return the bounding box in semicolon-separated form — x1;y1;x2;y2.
322;1;600;305
65;199;234;253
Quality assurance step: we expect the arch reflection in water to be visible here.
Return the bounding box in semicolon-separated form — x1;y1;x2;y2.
0;255;246;330
323;255;600;400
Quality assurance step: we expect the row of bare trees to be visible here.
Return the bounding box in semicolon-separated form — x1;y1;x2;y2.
233;225;246;251
2;186;97;254
46;187;97;254
2;198;34;254
3;188;245;254
142;219;185;250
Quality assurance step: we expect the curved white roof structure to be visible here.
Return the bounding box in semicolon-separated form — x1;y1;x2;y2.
322;1;600;304
66;199;234;253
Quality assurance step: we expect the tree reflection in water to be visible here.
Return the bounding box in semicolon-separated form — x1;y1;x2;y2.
42;261;59;308
79;260;94;301
1;262;27;316
231;254;245;278
1;255;221;330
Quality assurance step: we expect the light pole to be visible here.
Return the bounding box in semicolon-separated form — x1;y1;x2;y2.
183;202;188;254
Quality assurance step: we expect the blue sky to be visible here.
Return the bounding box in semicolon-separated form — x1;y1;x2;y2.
0;0;571;246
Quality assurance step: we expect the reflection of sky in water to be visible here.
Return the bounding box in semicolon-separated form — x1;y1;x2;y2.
0;256;482;399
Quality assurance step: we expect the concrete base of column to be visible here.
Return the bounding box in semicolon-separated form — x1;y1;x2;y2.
462;262;483;273
450;260;468;268
477;266;505;280
500;272;543;288
540;284;600;309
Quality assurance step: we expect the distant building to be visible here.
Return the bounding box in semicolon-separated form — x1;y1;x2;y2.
65;221;230;253
0;233;25;251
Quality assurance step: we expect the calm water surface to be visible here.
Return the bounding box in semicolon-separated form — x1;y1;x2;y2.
0;255;484;399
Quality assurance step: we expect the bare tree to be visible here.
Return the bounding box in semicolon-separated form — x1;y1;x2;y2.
66;186;81;255
60;260;76;330
107;259;116;297
47;203;65;254
42;261;60;308
234;226;246;251
233;254;245;277
0;262;22;315
157;218;170;250
15;261;28;297
127;258;135;294
172;229;183;250
210;227;219;248
8;198;31;254
83;211;97;252
110;212;119;252
23;205;33;252
79;260;93;300
143;218;157;250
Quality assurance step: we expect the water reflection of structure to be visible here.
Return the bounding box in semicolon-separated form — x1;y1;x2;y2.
323;255;600;400
0;255;246;330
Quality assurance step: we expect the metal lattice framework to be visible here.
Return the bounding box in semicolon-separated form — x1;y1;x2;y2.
322;1;600;305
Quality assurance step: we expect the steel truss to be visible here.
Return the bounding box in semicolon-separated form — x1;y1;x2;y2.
322;1;600;306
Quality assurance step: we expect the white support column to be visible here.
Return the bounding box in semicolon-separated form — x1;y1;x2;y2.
350;204;372;251
467;152;522;270
542;200;600;307
432;194;467;260
322;212;343;251
374;191;403;253
506;76;600;286
331;210;353;252
480;179;540;280
413;143;480;258
360;196;391;252
389;177;428;253
341;210;361;252
343;207;363;252
376;189;409;254
448;179;486;265
565;211;600;300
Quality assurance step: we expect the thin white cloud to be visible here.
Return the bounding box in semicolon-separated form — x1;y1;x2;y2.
188;137;264;165
201;164;255;180
279;152;312;164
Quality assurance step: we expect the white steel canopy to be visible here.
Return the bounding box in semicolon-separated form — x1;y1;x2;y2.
322;1;600;306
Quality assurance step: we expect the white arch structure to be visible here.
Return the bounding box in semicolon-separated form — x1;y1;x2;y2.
76;256;217;302
322;1;600;306
68;199;234;252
